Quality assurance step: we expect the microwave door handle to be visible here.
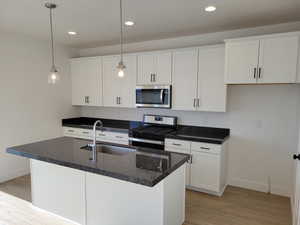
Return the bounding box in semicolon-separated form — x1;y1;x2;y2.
160;89;164;103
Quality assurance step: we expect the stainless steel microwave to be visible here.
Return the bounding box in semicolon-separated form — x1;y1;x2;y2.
136;85;171;108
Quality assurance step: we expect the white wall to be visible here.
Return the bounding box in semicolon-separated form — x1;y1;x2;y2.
77;22;300;197
0;32;79;182
79;85;300;197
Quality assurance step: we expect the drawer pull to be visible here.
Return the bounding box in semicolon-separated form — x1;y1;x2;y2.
200;147;210;150
115;136;123;139
68;130;74;133
172;143;182;146
82;132;89;134
98;134;106;136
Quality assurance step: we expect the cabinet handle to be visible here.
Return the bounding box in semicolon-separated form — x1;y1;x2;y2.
116;97;118;105
193;98;196;107
189;155;193;164
150;74;153;82
82;131;89;134
84;96;87;104
98;133;106;136
68;130;74;133
153;74;156;82
172;143;182;146
197;98;200;107
115;136;123;139
119;97;121;105
258;67;262;79
253;68;257;79
200;147;210;150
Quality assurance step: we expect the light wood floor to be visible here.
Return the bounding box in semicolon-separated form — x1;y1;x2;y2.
0;175;292;225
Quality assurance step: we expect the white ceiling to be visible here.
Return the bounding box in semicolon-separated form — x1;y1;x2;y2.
1;0;300;49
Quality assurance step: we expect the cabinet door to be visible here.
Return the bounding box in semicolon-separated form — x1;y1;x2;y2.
103;55;137;108
71;57;102;106
103;56;122;107
155;52;172;84
198;46;227;112
172;48;198;111
258;36;299;84
190;150;220;192
119;55;137;108
137;54;156;85
165;139;191;186
225;40;259;84
137;52;172;85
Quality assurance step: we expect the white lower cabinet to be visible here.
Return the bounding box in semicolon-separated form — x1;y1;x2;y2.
165;138;227;196
63;127;129;145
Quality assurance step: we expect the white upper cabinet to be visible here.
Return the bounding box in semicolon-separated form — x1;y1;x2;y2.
258;36;299;84
137;51;172;85
198;45;227;112
172;48;198;111
71;57;102;106
225;40;259;84
103;54;137;108
225;32;300;84
172;46;227;112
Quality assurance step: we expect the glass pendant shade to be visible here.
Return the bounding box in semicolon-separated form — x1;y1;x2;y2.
48;65;60;84
117;61;126;78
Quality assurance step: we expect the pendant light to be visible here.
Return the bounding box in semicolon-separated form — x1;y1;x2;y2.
45;2;60;84
116;0;126;78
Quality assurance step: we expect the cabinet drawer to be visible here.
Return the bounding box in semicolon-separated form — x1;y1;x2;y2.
63;127;80;137
77;129;93;138
191;142;221;155
165;139;191;150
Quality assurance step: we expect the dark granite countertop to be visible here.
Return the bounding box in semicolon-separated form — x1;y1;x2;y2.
6;137;189;187
62;117;134;133
166;125;230;144
62;117;230;144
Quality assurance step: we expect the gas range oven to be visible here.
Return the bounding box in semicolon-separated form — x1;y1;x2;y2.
129;114;177;150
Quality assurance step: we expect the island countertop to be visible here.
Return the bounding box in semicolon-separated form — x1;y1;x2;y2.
6;137;189;187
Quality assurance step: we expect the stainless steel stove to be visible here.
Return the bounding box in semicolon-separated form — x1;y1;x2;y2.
129;114;177;150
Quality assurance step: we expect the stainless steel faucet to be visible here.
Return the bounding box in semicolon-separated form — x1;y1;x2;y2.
91;120;103;162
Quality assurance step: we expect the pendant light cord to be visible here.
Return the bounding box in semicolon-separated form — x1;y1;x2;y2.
49;7;55;68
119;0;123;63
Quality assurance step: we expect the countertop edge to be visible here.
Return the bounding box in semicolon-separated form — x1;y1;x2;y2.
6;147;189;187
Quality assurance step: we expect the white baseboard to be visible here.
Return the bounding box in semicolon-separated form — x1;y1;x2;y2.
186;184;227;197
228;178;269;193
0;169;30;183
271;186;291;197
228;177;291;197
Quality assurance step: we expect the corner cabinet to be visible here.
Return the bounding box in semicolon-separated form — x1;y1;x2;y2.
172;45;227;112
103;54;137;108
71;57;103;106
225;33;300;84
137;51;172;85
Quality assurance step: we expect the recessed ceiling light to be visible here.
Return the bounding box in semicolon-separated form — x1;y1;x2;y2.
205;6;216;12
124;21;135;26
68;31;77;35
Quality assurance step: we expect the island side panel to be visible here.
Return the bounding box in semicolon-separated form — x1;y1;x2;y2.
86;172;164;225
163;165;186;225
30;159;86;225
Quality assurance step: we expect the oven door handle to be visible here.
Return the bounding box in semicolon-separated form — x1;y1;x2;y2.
129;137;164;146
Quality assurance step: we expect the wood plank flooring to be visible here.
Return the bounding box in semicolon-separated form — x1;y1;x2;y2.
0;175;292;225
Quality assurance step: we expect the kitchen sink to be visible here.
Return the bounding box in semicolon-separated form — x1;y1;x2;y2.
80;144;135;156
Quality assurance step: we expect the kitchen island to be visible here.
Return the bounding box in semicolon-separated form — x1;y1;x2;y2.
7;137;189;225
